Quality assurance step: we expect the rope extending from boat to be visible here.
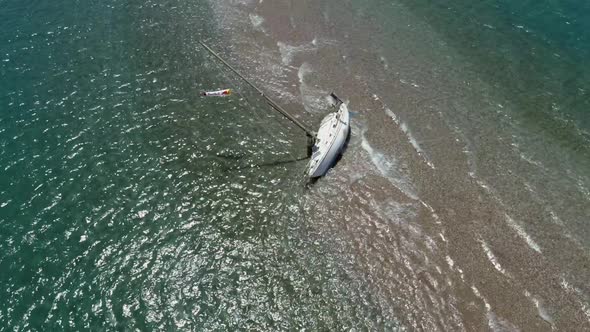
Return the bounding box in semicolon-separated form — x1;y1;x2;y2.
199;41;316;140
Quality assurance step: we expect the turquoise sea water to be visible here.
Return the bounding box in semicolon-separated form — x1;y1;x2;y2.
396;0;590;159
1;0;589;330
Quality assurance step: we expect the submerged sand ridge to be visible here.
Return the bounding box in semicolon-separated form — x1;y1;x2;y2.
207;0;590;329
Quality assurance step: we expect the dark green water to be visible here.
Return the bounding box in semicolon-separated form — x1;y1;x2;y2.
1;0;590;330
0;0;381;329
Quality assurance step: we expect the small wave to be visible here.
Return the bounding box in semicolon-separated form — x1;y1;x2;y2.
384;107;400;125
471;285;519;332
474;178;558;255
559;276;590;322
522;180;588;250
445;255;455;269
504;214;542;254
517;151;546;170
42;193;62;212
360;135;392;177
277;41;315;66
276;38;335;66
359;129;418;200
446;119;478;177
249;13;265;33
384;107;435;169
471;285;490;310
523;290;554;326
66;129;86;143
375;200;419;231
480;238;512;278
399;78;420;88
487;311;520;332
575;176;590;201
400;121;436;169
419;200;442;224
379;55;389;70
297;62;328;113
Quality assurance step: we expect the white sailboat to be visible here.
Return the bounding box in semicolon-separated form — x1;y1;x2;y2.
307;94;350;178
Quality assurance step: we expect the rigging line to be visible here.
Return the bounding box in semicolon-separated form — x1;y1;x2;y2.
223;156;310;171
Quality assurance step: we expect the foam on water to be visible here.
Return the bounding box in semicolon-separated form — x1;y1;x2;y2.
504;214;542;254
522;180;588;251
400;122;435;169
480;238;512;278
382;99;435;169
277;41;316;66
248;13;265;33
360;134;392;177
444;256;454;271
277;38;334;67
473;175;544;255
487;311;521;332
559;276;590;322
510;141;548;171
297;62;328;113
379;55;389;70
523;290;554;326
383;107;400;125
471;285;520;332
573;173;590;202
359;127;419;201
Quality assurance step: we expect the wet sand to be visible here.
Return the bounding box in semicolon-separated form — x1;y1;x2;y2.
207;0;590;330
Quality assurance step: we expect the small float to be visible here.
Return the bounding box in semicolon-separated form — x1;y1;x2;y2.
200;88;232;97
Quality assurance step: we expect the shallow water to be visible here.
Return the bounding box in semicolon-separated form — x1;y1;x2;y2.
210;0;590;329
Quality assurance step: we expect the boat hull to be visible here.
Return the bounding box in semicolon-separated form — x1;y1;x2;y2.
307;102;350;178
